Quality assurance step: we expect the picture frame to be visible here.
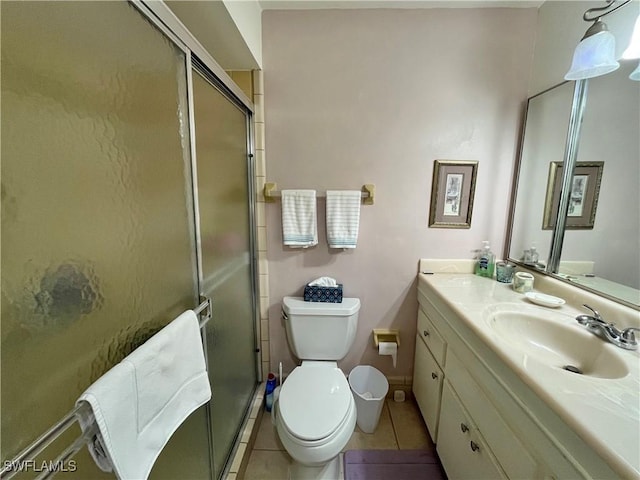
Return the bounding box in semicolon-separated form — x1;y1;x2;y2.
542;161;604;230
428;160;478;229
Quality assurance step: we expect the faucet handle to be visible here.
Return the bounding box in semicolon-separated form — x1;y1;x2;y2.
621;327;640;344
582;304;603;320
577;304;607;326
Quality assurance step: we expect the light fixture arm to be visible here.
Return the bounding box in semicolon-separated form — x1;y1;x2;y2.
583;0;632;23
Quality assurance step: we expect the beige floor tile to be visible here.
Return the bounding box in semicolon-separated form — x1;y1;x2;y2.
387;398;435;451
253;411;285;451
343;402;399;451
243;449;291;480
243;395;436;478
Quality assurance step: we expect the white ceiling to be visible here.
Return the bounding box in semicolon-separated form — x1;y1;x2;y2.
259;0;544;10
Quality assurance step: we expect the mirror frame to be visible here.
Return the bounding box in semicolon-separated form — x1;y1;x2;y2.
504;80;640;311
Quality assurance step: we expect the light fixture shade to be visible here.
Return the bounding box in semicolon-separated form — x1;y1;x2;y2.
630;62;640;81
621;15;640;60
565;30;620;80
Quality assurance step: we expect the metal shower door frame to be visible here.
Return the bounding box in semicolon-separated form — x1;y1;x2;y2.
129;2;260;477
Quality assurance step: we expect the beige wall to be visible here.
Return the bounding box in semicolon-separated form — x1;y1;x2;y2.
262;8;537;380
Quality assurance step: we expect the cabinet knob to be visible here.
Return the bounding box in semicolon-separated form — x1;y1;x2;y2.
460;423;469;433
431;372;438;380
470;441;480;452
423;330;430;337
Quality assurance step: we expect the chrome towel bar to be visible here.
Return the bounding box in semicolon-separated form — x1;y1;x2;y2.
195;295;213;329
0;296;212;480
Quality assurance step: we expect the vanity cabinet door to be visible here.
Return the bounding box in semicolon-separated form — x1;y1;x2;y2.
437;381;507;480
413;335;444;442
446;351;538;479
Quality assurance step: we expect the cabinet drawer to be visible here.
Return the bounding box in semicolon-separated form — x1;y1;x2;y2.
417;307;447;366
446;351;537;480
412;335;443;442
437;381;507;480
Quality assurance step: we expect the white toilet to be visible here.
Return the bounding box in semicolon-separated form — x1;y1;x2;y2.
274;296;361;480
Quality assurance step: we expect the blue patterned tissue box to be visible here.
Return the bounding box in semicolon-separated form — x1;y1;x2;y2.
303;284;343;303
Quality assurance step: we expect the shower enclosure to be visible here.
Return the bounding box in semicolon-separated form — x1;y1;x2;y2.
1;2;258;478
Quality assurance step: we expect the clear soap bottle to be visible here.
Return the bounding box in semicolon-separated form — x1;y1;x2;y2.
475;241;495;278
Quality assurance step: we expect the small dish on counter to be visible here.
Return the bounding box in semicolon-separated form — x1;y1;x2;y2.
524;292;566;308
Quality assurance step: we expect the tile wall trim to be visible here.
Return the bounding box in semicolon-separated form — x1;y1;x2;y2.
251;69;271;380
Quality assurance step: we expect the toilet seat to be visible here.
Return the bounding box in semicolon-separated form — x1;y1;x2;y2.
279;362;352;442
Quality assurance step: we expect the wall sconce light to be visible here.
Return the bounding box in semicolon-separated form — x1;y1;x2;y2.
622;14;640;80
565;0;633;80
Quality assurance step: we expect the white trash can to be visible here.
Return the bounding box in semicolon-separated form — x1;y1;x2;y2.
348;365;389;434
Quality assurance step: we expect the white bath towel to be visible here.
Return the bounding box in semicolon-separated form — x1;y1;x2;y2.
76;310;211;480
281;189;318;247
326;190;361;249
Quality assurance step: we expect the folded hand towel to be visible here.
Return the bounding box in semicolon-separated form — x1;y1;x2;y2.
326;190;361;249
76;310;211;480
308;276;338;287
281;190;318;247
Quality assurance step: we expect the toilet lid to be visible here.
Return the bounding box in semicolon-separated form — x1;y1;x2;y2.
279;364;352;441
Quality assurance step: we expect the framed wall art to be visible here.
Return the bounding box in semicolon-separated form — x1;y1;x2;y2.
542;161;604;230
428;160;478;229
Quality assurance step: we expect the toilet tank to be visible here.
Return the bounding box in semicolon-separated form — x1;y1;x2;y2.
282;296;360;360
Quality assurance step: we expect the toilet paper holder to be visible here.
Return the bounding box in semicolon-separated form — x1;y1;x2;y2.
372;329;400;348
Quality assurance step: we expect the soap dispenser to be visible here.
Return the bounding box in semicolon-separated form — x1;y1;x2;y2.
475;241;495;278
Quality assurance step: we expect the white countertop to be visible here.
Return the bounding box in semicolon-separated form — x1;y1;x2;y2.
418;272;640;479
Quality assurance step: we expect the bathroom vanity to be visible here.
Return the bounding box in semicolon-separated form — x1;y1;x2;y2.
413;262;640;479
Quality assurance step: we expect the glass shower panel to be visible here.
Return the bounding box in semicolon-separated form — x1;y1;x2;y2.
1;2;210;478
191;69;257;478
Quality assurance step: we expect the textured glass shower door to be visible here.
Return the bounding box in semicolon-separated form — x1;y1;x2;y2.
191;67;258;478
0;2;212;478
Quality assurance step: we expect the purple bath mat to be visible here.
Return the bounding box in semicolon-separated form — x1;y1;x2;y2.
344;450;446;480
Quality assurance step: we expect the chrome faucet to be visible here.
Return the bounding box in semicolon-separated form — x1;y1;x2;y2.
576;304;639;350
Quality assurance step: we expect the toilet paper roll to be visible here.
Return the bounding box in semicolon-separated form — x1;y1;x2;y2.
378;341;397;368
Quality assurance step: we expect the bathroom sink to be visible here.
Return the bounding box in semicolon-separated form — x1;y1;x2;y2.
482;306;629;379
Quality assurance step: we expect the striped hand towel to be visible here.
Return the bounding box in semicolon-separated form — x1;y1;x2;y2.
281;190;318;247
326;190;361;249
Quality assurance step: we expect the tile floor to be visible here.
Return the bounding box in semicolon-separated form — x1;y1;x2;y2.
242;396;437;479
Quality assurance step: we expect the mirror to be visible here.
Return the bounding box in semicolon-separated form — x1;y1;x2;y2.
508;61;640;307
509;80;573;270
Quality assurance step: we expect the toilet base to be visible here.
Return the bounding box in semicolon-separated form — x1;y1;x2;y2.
289;454;344;480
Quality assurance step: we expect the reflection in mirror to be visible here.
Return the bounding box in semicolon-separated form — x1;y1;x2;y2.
560;62;640;305
508;62;640;307
509;81;573;270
